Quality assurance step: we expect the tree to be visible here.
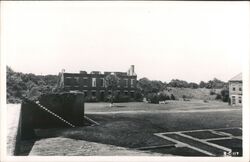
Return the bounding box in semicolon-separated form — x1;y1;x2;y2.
170;94;176;100
205;78;227;89
212;78;226;89
158;92;169;101
105;74;119;107
205;80;213;89
199;81;206;88
6;66;58;103
221;88;229;102
146;93;159;104
137;77;153;96
168;79;189;88
188;82;199;89
215;94;222;100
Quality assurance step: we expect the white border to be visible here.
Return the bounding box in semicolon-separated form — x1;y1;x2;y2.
1;1;249;162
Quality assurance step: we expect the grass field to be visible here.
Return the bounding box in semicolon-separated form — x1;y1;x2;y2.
84;100;233;113
30;100;242;156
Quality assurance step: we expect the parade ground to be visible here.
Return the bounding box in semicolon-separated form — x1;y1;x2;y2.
7;100;242;156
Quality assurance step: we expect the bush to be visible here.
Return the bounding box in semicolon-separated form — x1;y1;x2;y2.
104;94;131;103
146;93;159;104
134;91;143;102
84;96;98;102
221;89;229;102
215;94;222;100
170;94;176;100
210;90;216;95
7;95;22;104
158;93;170;101
113;95;130;103
203;100;209;103
150;96;160;104
146;92;177;104
182;95;191;101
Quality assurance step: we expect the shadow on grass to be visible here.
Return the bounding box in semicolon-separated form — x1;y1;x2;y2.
16;139;36;156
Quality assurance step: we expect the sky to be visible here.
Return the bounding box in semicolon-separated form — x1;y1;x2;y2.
2;1;249;83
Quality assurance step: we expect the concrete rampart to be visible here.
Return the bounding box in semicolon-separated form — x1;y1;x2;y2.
7;92;85;155
7;104;21;155
20;92;85;140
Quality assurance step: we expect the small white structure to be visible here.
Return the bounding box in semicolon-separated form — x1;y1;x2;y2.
229;73;242;106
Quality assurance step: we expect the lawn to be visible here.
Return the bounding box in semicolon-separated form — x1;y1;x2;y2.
32;100;242;155
84;100;235;113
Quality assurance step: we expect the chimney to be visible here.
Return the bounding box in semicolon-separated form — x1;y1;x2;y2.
130;65;135;76
127;69;130;75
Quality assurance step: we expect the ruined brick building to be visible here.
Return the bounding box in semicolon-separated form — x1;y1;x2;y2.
57;65;137;101
229;73;242;106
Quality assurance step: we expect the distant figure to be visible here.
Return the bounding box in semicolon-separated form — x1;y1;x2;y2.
143;97;148;103
110;96;114;107
203;100;209;103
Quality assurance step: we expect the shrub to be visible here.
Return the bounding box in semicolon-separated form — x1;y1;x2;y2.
158;93;170;101
7;96;22;104
134;91;143;102
104;95;112;102
146;93;160;104
215;94;222;100
150;95;160;104
113;95;130;103
221;89;229;102
203;100;209;103
210;90;216;95
84;96;98;102
146;92;177;104
170;94;176;100
104;94;131;103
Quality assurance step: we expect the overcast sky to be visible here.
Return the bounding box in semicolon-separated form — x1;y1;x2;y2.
2;2;249;83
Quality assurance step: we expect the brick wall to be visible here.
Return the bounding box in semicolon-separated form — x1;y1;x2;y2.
61;72;137;101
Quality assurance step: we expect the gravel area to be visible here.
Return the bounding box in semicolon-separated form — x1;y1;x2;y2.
29;137;163;156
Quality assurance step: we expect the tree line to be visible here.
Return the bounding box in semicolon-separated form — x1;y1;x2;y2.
136;77;229;103
7;66;58;103
137;77;228;96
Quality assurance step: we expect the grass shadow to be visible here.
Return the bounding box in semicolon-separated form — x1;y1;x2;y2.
16;139;36;156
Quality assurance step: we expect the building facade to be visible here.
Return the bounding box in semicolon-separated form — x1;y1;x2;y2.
57;65;137;101
229;73;242;106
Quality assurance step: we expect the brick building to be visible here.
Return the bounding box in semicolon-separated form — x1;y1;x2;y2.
57;65;137;101
229;73;242;106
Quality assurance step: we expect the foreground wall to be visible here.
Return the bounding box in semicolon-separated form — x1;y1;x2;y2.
20;93;85;140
